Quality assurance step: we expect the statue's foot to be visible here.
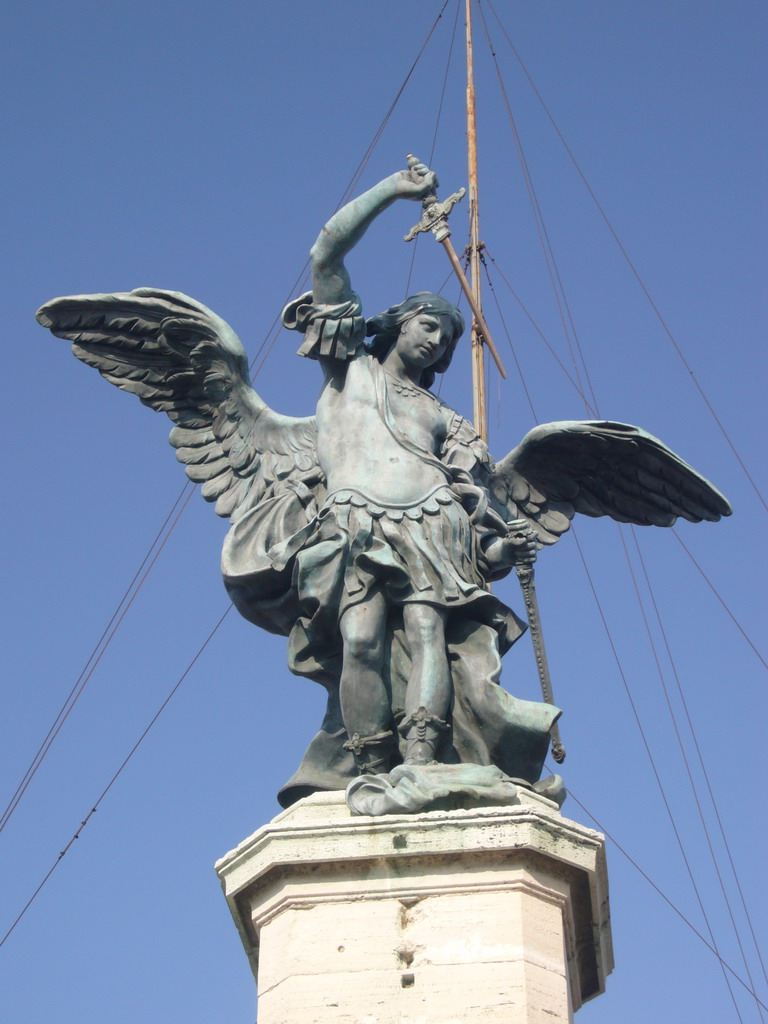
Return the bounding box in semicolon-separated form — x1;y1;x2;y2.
398;706;449;764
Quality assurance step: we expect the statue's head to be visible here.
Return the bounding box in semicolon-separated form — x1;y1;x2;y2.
366;292;465;389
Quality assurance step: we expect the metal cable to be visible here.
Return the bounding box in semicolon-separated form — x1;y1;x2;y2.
0;606;232;949
671;530;767;672
571;527;744;1019
631;526;768;991
471;15;762;995
405;0;462;299
485;0;767;517
617;528;765;1020
481;257;538;421
481;4;760;1007
340;0;453;204
484;231;764;1008
475;1;599;418
561;781;768;1013
483;248;595;406
0;481;193;834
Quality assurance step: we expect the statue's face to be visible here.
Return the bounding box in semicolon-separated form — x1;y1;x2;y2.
396;312;452;370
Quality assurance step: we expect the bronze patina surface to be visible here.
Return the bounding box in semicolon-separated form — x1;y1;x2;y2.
37;161;731;812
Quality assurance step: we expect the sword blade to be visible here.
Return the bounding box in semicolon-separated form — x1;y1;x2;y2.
516;564;566;763
439;237;507;379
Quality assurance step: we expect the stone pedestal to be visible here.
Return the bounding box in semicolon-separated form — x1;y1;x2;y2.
215;789;613;1023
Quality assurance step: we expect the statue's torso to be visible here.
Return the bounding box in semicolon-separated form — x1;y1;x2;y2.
316;354;450;505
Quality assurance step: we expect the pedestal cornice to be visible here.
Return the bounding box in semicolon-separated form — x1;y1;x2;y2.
216;790;613;1022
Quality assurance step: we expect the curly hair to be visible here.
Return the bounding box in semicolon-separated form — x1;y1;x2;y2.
365;292;465;389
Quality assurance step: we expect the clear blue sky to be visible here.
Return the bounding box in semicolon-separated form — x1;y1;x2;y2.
1;1;765;1021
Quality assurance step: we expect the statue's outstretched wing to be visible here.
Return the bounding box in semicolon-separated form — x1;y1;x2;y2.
36;288;320;521
490;420;732;546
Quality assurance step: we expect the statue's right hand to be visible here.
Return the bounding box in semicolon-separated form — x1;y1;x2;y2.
395;155;439;200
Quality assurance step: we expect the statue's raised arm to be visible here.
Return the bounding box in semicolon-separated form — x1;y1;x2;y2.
310;161;438;306
283;160;443;370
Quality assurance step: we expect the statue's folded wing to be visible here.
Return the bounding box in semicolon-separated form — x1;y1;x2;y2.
36;288;320;522
489;420;732;546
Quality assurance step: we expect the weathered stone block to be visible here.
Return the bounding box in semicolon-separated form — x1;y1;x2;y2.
216;790;613;1023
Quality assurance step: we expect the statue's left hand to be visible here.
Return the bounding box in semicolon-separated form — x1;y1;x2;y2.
498;519;538;566
482;519;538;572
396;155;438;200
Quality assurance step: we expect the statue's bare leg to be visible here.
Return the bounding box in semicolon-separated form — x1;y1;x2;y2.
339;587;392;773
402;602;450;717
399;602;450;765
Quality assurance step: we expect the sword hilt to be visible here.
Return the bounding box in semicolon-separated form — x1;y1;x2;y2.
551;737;566;764
401;155;506;379
404;154;465;244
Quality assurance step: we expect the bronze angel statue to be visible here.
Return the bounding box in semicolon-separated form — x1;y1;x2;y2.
37;160;731;814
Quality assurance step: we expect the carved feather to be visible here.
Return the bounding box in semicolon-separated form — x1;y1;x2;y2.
491;420;731;546
37;288;322;522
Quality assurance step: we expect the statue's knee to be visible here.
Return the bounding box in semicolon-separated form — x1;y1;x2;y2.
341;609;384;664
340;588;388;659
343;631;383;664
